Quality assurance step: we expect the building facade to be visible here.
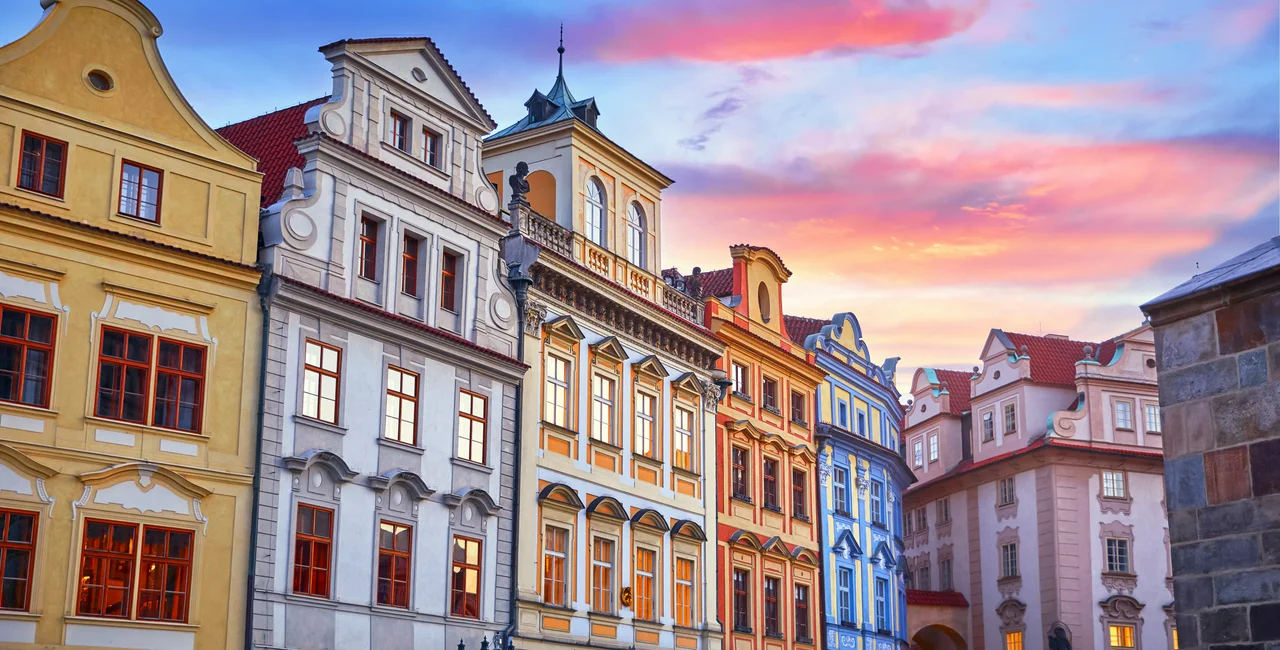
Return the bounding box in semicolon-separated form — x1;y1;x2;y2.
0;1;264;648
786;313;914;650
218;37;525;649
902;328;1174;650
488;52;727;650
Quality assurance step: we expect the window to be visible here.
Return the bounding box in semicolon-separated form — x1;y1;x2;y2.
590;375;615;444
94;328;151;424
940;558;953;591
0;509;36;611
358;217;379;281
1004;402;1017;434
875;577;888;630
542;526;567;606
1146;404;1161;432
292;504;333;598
544;355;570;427
764;576;780;636
634;548;655;621
1110;625;1136;649
833;467;848;514
938;497;951;524
857;411;867;436
762;458;779;509
1116;401;1133;430
590;537;614;613
377;522;412;608
440;251;459;312
917;565;931;590
913;441;924;468
17;131;66;197
838;401;848;428
152;340;205;433
401;234;420;297
871;481;884;525
998;477;1016;506
762;377;778;411
380;367;419;445
635;392;656;458
794;584;810;640
732;363;749;396
916;508;928;531
732;569;750;630
1006;632;1025;650
837;568;852;622
758;283;771;323
585;179;606;246
674;407;694;470
929;435;939;462
78;520;193;623
457;390;487;464
731;447;749;499
676;557;695;627
301;340;340;424
905;512;913;536
118;161;162;223
450;536;482;618
626;203;645;267
790;390;805;423
982;412;995;441
1173;627;1179;650
1001;542;1019;578
390;112;409;152
0;306;55;409
1106;538;1130;573
1103;471;1126;499
792;469;807;518
422;128;441;168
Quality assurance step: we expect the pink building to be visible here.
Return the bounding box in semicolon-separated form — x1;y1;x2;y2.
901;327;1174;650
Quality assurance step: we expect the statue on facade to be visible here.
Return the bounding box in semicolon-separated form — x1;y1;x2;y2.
1049;625;1072;650
509;161;530;206
686;267;703;299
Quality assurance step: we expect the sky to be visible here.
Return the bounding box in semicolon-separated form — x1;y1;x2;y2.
4;0;1277;395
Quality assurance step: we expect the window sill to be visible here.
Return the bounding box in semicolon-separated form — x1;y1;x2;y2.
733;625;754;634
871;522;887;530
731;494;754;505
0;401;58;418
632;452;663;466
85;415;210;440
380;142;452;182
763;405;782;416
368;604;417;619
10;185;66;204
793;514;811;523
797;637;815;646
445;612;483;623
451;456;492;474
790;418;809;428
835;509;851;518
589;437;623;453
0;610;41;621
587;610;623;621
997;501;1016;509
377;437;424;455
672;465;701;479
292;414;348;435
763;503;783;513
998;575;1021;584
766;631;785;640
115;212;162;229
64;615;198;630
731;391;753;403
284;592;338;609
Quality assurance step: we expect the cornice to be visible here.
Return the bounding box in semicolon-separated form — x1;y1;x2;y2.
330;51;493;134
486;118;674;189
712;319;826;383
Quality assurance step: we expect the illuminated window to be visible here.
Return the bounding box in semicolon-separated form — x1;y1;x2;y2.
635;391;656;458
301;340;341;424
544;355;570;427
1006;632;1024;650
591;375;615;444
384;367;418;445
292;504;333;598
542;525;568;606
450;536;482;618
376;522;412;608
676;557;695;626
634;548;655;621
1110;625;1135;649
591;538;614;613
457;390;487;464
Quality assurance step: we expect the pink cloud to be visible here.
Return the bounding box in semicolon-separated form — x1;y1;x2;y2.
1214;0;1279;47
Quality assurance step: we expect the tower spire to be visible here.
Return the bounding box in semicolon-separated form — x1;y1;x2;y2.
557;23;565;78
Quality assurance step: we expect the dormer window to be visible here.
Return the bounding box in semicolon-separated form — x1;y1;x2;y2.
757;283;771;323
585;179;606;246
390;112;409;153
422;128;441;168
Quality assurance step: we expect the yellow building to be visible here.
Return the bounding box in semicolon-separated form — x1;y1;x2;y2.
0;1;262;648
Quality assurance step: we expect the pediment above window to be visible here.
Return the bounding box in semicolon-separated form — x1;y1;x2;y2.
590;336;628;364
633;355;670;380
77;462;211;533
543;315;585;342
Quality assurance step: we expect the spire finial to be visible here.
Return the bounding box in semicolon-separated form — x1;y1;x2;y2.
557;23;565;76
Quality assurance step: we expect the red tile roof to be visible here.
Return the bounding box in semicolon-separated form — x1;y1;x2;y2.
907;590;970;607
933;369;973;415
1002;332;1112;387
784;315;828;346
662;267;734;298
216;97;327;208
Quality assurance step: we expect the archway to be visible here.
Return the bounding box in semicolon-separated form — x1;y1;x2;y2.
913;624;968;650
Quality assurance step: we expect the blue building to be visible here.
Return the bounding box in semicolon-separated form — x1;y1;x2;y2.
786;314;916;650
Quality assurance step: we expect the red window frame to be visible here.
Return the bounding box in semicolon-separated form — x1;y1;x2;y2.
731;446;749;498
762;458;778;508
77;519;138;619
136;526;193;623
292;503;333;598
792;469;808;518
0;508;38;611
118;160;164;223
401;234;420;298
440;251;459;312
457;389;487;464
17;131;67;198
152;339;206;433
450;535;482;619
390;112;409;152
0;305;57;409
423;128;440;168
377;521;412;608
94;327;152;424
358;217;379;281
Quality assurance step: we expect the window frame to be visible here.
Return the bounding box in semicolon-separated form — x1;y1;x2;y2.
634;390;657;459
1103;470;1127;499
732;568;751;631
17;130;68;198
1004;402;1017;434
998;477;1016;506
136;524;194;623
871;481;885;525
928;434;939;462
833;467;849;514
117;160;164;224
1115;400;1134;431
626;202;646;267
764;575;781;637
457;389;488;465
590;536;615;614
1145;403;1161;433
761;376;778;411
150;338;206;434
0;508;38;612
1007;631;1025;650
1106;537;1131;574
389;111;410;153
585;178;607;246
1001;542;1019;578
544;353;571;428
940;557;953;591
301;339;342;425
1110;625;1136;650
762;457;779;510
837;567;852;623
913;440;924;468
634;546;656;621
449;535;483;619
675;556;696;627
731;446;750;500
590;373;616;445
674;406;694;470
732;363;750;397
542;524;568;606
292;503;334;599
440;249;460;313
790;390;806;423
376;520;413;609
401;234;421;298
93;327;153;425
77;519;137;620
792;469;807;519
358;216;380;281
875;577;888;630
0;305;57;410
382;366;419;446
794;583;811;640
422;127;441;168
982;411;995;441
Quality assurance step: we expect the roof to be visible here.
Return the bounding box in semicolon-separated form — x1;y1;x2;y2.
907;590;970;608
1144;236;1280;308
784;315;828;346
662;267;734;299
487;45;600;141
1000;331;1115;387
932;369;974;415
216;97;327;208
731;243;793;277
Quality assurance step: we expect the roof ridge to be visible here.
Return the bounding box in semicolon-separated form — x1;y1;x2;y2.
218;96;328;130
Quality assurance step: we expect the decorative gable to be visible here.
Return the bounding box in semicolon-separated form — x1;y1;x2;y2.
589;336;628;364
544;315;585;343
632;355;670;380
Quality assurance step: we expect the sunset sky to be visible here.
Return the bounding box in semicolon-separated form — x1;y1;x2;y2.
5;0;1276;394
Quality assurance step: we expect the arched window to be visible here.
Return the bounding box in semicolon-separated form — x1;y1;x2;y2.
585;179;606;246
758;282;771;323
626;202;646;267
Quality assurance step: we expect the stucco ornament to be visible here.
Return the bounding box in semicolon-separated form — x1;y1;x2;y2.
818;448;832;487
856;463;869;496
699;379;720;412
523;299;548;336
997;599;1027;629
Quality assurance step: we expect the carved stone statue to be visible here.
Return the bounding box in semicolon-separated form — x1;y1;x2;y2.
1049;626;1072;650
686;266;703;299
508;161;530;206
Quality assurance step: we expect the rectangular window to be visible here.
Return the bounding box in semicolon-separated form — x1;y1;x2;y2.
871;481;884;525
905;511;914;535
591;375;615;444
982;412;994;441
918;566;931;590
676;557;695;627
358;216;379;281
152;339;205;433
401;234;420;297
762;377;778;410
1004;402;1017;434
542;526;567;606
1007;631;1024;650
590;537;614;613
78;520;194;623
301;339;340;424
634;548;655;621
837;568;852;623
917;508;928;530
0;509;37;611
544;355;570;427
792;469;807;518
377;521;412;608
390;112;409;152
914;441;924;468
18;131;66;197
764;576;780;636
833;467;848;514
858;411;867;436
732;447;749;499
422;128;440;168
940;558;953;591
732;363;749;396
118;161;163;223
938;497;951;524
1173;627;1179;650
635;392;656;458
440;251;459;312
450;536;482;618
384;366;418;445
1145;404;1161;432
1106;538;1130;573
762;458;779;509
875;577;888;630
1103;471;1126;499
1110;625;1135;649
838;401;848;428
998;477;1016;506
457;390;487;464
1001;542;1019;578
0;306;55;409
790;390;805;423
733;568;750;630
292;504;333;598
674;407;694;470
1116;401;1133;430
929;434;939;462
795;584;810;639
95;328;152;424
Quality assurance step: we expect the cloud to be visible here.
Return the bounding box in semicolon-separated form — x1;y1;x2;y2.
700;97;746;121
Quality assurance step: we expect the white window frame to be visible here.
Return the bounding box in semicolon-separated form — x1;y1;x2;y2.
833;467;848;513
913;441;924;468
585;178;607;246
626;202;645;267
591;374;615;445
998;477;1016;506
1106;537;1130;573
1003;402;1017;434
634;390;656;457
544;354;571;428
1115;400;1133;430
982;411;995;441
837;567;852;622
1001;542;1019;577
928;434;938;462
1103;471;1126;499
1145;403;1161;433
